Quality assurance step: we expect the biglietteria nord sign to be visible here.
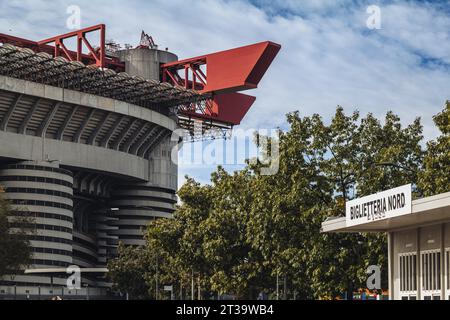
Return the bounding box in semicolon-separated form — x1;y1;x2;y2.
345;184;412;227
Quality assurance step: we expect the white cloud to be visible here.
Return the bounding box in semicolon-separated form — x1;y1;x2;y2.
1;0;448;187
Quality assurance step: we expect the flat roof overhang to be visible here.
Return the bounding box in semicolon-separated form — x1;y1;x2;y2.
322;191;450;233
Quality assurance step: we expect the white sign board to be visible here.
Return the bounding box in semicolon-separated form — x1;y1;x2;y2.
346;184;412;227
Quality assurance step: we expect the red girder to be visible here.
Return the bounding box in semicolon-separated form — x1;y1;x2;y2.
38;24;106;68
1;24;281;128
0;25;124;72
162;41;281;125
0;33;41;51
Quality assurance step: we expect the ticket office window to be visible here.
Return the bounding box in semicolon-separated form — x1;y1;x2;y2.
421;250;441;300
399;253;417;300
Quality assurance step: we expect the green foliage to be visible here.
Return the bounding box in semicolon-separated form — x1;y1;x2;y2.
419;102;450;195
109;104;450;300
0;194;33;277
300;107;424;298
107;243;154;299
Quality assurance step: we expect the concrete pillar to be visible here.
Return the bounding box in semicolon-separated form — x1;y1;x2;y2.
108;182;176;246
115;48;178;81
0;160;74;290
388;232;393;300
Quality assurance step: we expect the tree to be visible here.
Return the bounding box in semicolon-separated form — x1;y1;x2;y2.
247;113;332;299
202;168;262;299
109;105;429;300
306;108;423;298
150;172;264;299
109;178;215;300
107;243;155;299
248;107;423;299
0;193;33;278
419;102;450;196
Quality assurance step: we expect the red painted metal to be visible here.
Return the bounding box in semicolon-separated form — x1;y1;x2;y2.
211;93;256;125
0;33;41;51
162;41;281;125
38;24;106;68
138;31;156;49
162;41;280;94
0;25;124;72
1;25;281;128
179;93;255;125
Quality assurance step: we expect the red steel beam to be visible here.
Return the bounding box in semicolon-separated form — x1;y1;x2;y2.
162;41;280;94
180;93;255;126
162;41;281;125
0;25;124;71
38;24;106;68
1;26;281;127
0;33;41;51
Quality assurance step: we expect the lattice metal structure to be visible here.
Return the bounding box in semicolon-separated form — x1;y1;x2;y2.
0;44;202;113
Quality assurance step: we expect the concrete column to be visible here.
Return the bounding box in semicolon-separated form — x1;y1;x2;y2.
441;223;445;299
115;48;178;81
0;160;74;291
388;232;393;300
109;182;176;246
417;227;421;300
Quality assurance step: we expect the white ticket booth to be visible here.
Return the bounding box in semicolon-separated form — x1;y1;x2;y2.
321;185;450;300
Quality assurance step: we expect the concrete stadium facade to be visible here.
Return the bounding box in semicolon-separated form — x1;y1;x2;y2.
0;24;280;299
0;47;181;298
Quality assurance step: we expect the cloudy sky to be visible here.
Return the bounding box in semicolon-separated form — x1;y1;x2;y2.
1;0;449;186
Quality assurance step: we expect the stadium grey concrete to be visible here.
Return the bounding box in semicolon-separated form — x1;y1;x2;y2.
0;75;176;180
0;48;180;297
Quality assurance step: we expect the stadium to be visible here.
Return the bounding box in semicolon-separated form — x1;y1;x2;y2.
0;24;280;299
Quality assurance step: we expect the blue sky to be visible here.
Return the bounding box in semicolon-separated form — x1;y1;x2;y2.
1;0;449;187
